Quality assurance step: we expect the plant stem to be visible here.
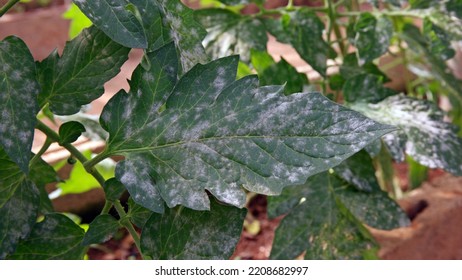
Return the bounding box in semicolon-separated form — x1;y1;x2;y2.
113;200;142;255
326;0;346;57
0;0;19;17
84;149;110;169
339;10;425;18
29;137;52;167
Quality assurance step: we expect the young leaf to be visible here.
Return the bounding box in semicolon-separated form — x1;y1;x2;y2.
140;199;246;259
100;43;394;213
266;9;335;77
343;73;397;103
103;178;126;202
8;213;86;259
59;121;86;145
72;0;147;48
0;36;40;173
128;198;152;228
353;13;393;64
82;214;120;246
37;26;130;115
351;95;462;175
196;8;267;62
156;0;208;72
270;173;378;260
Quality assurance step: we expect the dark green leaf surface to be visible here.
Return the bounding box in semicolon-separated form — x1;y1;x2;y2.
131;0;171;51
29;157;59;187
351;95;462;175
59;121;86;145
353;13;393;64
156;0;208;72
0;149;40;259
410;0;439;9
270;174;378;260
423;19;456;61
340;53;390;81
0;37;40;173
446;0;462;19
128;198;152;228
251;49;308;94
333;150;380;192
72;0;147;48
9;213;86;259
343;73;397;103
82;214;120;246
57;112;109;141
37;26;130;115
267;9;335;77
101;44;394;212
104;178;126;202
140;199;246;259
267;184;311;219
196;8;267;62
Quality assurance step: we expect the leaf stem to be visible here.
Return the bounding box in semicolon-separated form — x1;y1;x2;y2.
0;0;19;17
326;0;346;57
113;200;142;256
338;10;425;18
29;137;52;167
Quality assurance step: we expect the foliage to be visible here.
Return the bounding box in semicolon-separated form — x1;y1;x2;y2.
0;0;461;260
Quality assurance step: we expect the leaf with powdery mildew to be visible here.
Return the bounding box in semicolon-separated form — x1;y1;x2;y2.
37;26;130;115
72;0;147;48
100;43;394;213
351;95;462;175
140;199;246;259
82;214;120;246
0;36;40;173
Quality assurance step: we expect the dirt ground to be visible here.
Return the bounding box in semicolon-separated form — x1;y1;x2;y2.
2;1;462;260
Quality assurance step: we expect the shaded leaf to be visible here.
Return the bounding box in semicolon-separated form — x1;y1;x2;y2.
251;49;308;94
266;9;335;77
82;214;120;246
351;95;462;175
9;213;86;259
101;43;394;213
37;26;130;115
104;178;126;202
353;13;393;64
0;36;40;173
423;18;456;61
267;184;311;219
196;8;267;62
140;199;246;259
59;121;86;145
72;0;147;48
128;197;153;228
343;73;397;103
57;112;109;141
446;0;462;19
270;173;378;260
340;53;390;81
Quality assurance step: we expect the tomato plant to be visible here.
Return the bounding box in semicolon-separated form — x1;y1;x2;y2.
0;0;461;259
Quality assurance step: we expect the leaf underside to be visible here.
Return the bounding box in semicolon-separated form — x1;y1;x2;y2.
100;43;394;213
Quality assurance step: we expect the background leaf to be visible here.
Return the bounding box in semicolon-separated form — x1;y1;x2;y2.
128;198;152;228
62;3;93;39
9;213;86;259
59;121;86;145
37;26;130;115
140;199;246;259
343;73;397;103
101;44;394;213
82;214;120;246
0;36;40;173
72;0;147;48
103;178;126;202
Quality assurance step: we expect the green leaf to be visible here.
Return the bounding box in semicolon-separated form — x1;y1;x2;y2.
59;121;86;145
54;151;115;197
196;8;267;62
333;150;380;192
156;0;208;72
57;112;109;141
340;53;390;82
103;178;126;202
0;149;40;259
351;95;462;175
407;155;428;189
9;213;86;259
72;0;147;48
140;199;246;259
37;26;130;115
353;13;393;64
266;9;335;77
267;184;310;219
251;49;308;94
0;36;40;173
446;0;462;19
423;18;456;61
130;0;171;51
343;73;397;103
62;3;93;39
101;43;394;212
29;156;59;187
409;0;439;9
217;0;249;5
82;214;120;246
270;173;378;260
128;197;153;228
